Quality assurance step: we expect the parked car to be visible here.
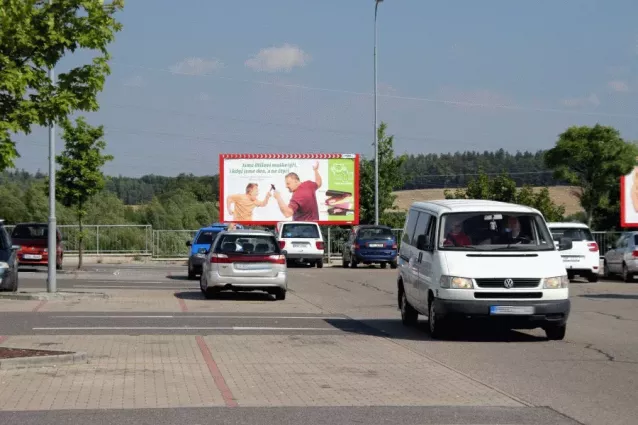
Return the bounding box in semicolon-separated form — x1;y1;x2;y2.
186;223;229;279
200;229;287;300
547;222;599;282
11;223;63;270
275;221;324;268
0;219;19;292
397;200;572;340
602;231;638;282
342;225;398;269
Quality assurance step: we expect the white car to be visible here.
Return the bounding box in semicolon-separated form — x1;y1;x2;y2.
275;221;325;268
547;222;599;282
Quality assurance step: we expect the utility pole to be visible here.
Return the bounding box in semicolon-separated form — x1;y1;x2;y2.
47;0;57;293
373;0;383;225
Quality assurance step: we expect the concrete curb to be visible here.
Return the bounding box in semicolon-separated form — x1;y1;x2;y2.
0;291;110;301
0;351;87;370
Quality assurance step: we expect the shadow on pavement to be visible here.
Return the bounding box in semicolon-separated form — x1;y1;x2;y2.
325;318;547;343
580;293;638;300
166;275;191;281
173;290;274;302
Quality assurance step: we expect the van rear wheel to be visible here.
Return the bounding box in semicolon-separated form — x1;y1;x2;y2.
400;291;418;326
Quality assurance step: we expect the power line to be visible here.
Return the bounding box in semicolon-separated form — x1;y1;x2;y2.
113;61;638;119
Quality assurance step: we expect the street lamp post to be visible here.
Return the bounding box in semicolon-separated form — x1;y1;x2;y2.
47;0;57;293
373;0;383;225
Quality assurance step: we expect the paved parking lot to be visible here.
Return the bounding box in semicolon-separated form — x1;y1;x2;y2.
1;263;637;424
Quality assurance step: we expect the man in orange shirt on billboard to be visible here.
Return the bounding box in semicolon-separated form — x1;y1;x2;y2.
226;183;271;221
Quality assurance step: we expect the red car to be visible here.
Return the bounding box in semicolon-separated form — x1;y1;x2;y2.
11;223;63;270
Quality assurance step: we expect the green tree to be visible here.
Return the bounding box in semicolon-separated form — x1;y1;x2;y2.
359;122;407;224
0;0;123;170
445;170;565;221
544;124;638;226
56;117;113;268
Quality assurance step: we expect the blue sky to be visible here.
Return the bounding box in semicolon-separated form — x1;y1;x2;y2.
14;0;638;176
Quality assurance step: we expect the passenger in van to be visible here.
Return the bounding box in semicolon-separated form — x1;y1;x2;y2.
443;218;472;246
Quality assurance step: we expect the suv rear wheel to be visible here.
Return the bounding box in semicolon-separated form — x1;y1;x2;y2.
587;272;599;283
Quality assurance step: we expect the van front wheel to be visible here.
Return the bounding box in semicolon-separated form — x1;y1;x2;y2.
428;298;447;339
545;324;566;341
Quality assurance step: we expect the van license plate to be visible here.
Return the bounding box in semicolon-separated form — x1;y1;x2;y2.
490;306;535;315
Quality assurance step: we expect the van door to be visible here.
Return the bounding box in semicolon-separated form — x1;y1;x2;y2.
408;212;431;308
416;215;437;309
399;209;420;305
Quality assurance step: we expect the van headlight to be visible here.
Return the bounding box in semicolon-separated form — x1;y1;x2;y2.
440;275;473;289
543;275;569;289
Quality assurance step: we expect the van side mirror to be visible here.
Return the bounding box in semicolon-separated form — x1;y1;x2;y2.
558;237;572;251
416;234;431;251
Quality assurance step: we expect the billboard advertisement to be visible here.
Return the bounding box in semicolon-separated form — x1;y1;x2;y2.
621;166;638;227
220;153;360;225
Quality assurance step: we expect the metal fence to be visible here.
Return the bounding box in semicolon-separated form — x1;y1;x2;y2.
1;223;621;259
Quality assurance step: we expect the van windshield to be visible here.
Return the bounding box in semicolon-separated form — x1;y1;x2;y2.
438;212;554;251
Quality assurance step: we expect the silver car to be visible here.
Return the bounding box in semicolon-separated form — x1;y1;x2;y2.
200;229;288;300
603;231;638;282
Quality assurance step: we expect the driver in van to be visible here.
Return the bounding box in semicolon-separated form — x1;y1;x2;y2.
443;218;472;246
501;216;529;244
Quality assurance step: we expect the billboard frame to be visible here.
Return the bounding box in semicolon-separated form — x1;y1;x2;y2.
219;153;360;226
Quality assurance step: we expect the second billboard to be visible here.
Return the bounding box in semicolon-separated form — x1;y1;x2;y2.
220;154;359;225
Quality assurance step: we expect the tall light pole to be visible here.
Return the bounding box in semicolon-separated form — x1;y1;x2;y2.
373;0;382;225
47;0;57;292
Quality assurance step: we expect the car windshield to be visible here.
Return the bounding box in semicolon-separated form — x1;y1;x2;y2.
11;225;48;240
196;230;220;245
438;212;554;251
550;227;594;242
281;223;320;239
217;234;280;255
358;227;394;240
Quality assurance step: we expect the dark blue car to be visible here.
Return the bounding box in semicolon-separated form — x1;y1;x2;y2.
186;223;234;279
342;225;398;269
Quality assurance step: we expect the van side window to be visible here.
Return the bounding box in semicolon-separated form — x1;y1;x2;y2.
410;212;431;246
402;209;419;246
425;217;437;247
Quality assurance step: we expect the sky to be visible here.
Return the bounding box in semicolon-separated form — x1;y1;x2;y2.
13;0;638;177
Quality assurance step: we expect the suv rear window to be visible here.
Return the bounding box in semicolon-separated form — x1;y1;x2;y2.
550;227;594;242
358;227;394;240
216;234;280;255
12;225;48;239
281;223;320;239
196;231;220;245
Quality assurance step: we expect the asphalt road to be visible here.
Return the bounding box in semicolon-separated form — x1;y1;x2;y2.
2;263;637;425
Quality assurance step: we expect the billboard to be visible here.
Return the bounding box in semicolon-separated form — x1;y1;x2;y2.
220;153;360;225
621;166;638;227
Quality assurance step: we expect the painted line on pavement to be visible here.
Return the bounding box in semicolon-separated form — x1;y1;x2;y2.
177;297;189;312
51;315;349;319
196;336;238;407
32;300;47;312
32;326;336;331
72;285;198;289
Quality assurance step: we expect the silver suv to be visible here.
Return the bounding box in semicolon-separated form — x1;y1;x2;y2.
199;229;288;300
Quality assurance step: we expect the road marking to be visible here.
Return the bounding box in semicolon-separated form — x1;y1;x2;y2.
0;336;8;344
177;297;189;312
32;326;336;331
196;336;238;407
50;315;349;319
72;285;198;289
32;300;47;312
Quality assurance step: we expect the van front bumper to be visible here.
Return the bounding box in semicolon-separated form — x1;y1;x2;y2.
434;299;570;328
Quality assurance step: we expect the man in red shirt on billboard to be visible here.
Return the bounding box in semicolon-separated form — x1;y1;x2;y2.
273;161;322;221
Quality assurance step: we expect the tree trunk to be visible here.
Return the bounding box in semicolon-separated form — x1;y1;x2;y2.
78;210;83;270
587;206;593;228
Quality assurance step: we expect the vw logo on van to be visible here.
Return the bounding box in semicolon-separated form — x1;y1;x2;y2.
503;278;514;289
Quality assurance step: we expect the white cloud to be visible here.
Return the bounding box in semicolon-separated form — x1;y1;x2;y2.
245;44;310;73
608;80;630;93
169;57;223;75
123;75;145;87
561;93;600;108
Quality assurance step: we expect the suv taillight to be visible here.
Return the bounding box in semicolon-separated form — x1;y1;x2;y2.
587;242;599;252
279;241;286;249
316;241;324;250
632;251;638;258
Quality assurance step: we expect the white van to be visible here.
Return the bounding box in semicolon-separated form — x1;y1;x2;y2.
546;222;600;282
275;221;325;268
397;200;572;340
